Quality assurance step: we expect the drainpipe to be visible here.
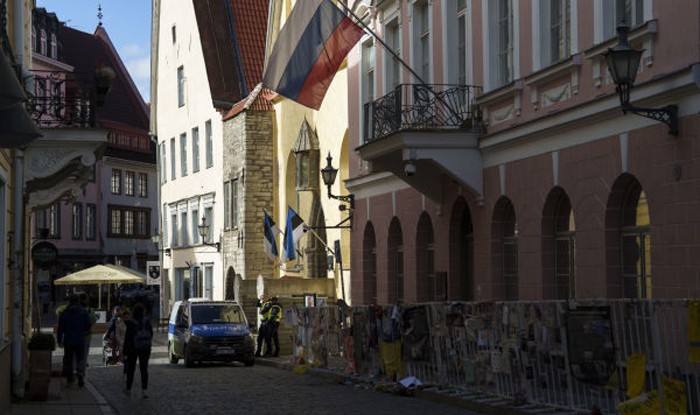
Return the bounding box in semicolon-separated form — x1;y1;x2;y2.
11;149;24;398
11;0;27;397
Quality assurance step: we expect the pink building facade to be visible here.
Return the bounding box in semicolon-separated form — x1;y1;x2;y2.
346;0;700;305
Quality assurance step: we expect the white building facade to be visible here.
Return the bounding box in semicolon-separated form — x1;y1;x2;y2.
152;0;225;308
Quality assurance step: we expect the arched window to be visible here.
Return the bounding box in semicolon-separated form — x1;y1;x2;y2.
32;27;37;52
621;188;651;298
387;218;404;303
362;222;377;304
542;188;575;299
493;197;518;300
416;213;435;301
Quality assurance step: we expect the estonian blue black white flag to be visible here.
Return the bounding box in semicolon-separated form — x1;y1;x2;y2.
263;210;278;260
281;206;306;262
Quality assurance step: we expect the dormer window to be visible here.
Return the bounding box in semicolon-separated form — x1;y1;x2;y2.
50;33;57;59
40;29;47;55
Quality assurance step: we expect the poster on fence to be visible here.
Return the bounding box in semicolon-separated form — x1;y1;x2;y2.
566;305;616;385
402;306;430;361
689;300;700;363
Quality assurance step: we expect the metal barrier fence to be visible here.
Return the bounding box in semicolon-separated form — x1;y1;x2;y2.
284;299;700;414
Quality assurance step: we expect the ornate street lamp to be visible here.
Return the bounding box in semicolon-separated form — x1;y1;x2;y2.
604;22;678;136
197;217;221;252
320;152;354;229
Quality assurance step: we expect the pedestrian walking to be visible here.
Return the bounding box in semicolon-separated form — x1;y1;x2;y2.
255;295;271;357
264;296;283;357
123;302;153;398
115;308;128;363
79;293;98;368
56;294;92;387
104;305;122;362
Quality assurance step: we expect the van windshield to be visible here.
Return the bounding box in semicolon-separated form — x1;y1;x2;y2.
191;304;246;324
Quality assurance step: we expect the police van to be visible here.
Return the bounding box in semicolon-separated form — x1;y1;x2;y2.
167;299;255;367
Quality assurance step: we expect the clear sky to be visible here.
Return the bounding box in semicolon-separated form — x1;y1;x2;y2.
36;0;151;103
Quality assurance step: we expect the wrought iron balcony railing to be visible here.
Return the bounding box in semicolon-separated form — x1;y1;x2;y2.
362;84;482;144
27;67;114;128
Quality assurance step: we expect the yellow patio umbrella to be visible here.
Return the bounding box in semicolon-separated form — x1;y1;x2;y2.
53;264;146;310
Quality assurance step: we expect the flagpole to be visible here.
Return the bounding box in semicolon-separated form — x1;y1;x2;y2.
336;0;464;123
302;225;335;257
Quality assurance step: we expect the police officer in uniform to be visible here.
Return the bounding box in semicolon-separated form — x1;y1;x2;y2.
264;296;282;357
255;295;272;357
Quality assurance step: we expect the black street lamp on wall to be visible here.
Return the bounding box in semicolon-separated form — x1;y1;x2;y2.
197;217;221;252
604;22;678;136
320;152;354;229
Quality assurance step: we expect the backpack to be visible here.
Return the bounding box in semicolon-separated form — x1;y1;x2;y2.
133;318;152;350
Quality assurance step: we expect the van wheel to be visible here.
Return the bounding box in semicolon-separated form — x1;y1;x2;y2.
184;346;194;368
168;342;179;364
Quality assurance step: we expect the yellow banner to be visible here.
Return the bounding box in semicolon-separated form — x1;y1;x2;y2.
619;390;660;415
663;375;687;415
689;300;700;363
626;352;646;398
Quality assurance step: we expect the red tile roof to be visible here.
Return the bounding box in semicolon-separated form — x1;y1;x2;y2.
193;0;272;111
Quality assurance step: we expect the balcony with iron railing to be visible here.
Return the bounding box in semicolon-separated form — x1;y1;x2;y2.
27;67;115;128
362;84;483;144
357;84;485;203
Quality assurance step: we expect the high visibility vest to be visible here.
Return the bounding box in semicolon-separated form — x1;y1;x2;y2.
260;300;272;322
269;304;282;323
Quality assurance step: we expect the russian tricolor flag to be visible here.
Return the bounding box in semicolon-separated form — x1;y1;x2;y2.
263;0;364;110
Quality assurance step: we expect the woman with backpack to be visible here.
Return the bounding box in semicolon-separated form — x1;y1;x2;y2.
123;302;153;398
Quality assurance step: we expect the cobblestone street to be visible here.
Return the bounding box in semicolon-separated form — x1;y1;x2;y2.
73;333;485;415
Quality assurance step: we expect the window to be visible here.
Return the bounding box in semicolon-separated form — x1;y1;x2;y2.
138;173;148;197
40;29;47;55
161;142;167;183
224;182;230;229
203;207;213;243
622;189;651;298
124;210;134;235
362;41;375;142
192;127;200;172
47;204;60;238
181;211;189;246
231;180;238;228
413;1;431;82
385;20;401;90
553;194;575;299
205;120;213;168
488;0;514;88
180;133;188;176
603;0;645;40
295;152;310;189
170;138;176;180
124;171;135;196
457;0;467;85
111;169;122;194
108;205;151;238
177;65;185;107
501;202;518;300
540;0;571;67
50;33;57;59
171;24;177;44
72;203;82;239
171;211;178;246
86;204;96;240
191;209;199;244
32;27;36;52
